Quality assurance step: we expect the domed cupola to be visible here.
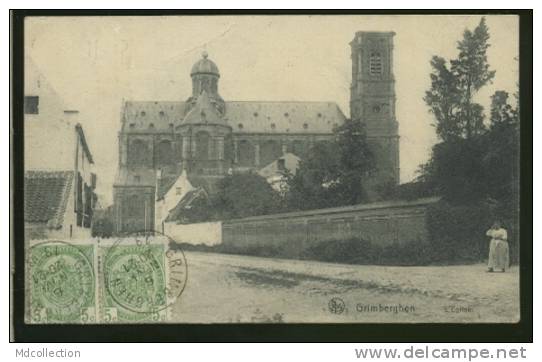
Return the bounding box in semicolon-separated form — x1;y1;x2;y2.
186;51;225;116
191;51;220;76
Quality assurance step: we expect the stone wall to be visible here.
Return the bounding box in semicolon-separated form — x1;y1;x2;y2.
222;197;439;255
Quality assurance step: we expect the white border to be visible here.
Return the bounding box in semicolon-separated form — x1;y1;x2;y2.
3;1;538;360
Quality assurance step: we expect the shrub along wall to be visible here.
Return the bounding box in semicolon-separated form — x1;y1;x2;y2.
219;198;439;262
426;200;519;265
173;198;519;266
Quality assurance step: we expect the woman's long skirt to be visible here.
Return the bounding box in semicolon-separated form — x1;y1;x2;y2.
488;240;510;271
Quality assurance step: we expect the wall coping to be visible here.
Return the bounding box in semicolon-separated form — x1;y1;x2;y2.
223;197;440;225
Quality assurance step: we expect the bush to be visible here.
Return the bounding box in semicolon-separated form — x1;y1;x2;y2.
171;199;519;266
300;238;434;266
426;200;519;264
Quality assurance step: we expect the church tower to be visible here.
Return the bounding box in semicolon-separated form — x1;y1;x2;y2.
350;31;400;187
186;51;225;116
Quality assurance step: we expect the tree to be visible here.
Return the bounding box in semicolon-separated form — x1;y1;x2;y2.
211;173;281;220
420;17;504;203
286;119;375;210
484;90;519;204
424;17;495;141
489;90;518;128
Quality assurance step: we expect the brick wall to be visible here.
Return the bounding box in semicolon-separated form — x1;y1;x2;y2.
222;197;439;255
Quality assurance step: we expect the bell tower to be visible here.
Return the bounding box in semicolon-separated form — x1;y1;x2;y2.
350;31;400;186
186;51;225;116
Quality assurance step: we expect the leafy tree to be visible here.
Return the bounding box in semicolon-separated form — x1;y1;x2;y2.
286;119;375;210
286;141;342;210
424;17;495;141
211;172;281;220
489;90;518;128
484;90;519;204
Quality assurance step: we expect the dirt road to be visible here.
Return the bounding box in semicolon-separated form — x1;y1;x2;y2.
171;251;520;323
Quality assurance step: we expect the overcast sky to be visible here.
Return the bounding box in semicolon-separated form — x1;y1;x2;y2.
25;15;519;206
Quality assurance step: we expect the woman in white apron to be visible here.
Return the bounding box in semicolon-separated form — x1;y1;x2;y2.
486;221;509;272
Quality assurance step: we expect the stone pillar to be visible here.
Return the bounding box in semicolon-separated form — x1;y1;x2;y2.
182;136;190;160
191;137;197;158
254;142;260;167
233;139;239;164
119;134;128;167
217;136;224;160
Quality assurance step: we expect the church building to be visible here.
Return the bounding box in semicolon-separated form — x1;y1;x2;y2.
113;31;399;233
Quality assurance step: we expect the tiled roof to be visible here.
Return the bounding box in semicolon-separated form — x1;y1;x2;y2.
156;173;180;200
258;152;301;178
121;100;345;134
182;91;227;126
165;187;208;222
24;171;73;228
225;101;346;134
122;101;187;132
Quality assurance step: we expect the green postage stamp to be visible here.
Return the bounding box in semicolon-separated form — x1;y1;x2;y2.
26;241;96;323
26;235;187;324
99;241;168;323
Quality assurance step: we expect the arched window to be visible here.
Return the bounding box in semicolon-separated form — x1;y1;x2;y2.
156;139;174;166
260;140;282;167
238;140;254;167
369;52;382;76
128;139;151;167
224;134;234;163
195;131;210;160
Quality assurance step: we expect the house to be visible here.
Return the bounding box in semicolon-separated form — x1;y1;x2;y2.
155;169;208;232
257;153;301;193
24;57;97;240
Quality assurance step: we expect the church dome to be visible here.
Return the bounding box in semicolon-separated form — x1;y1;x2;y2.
190;51;220;77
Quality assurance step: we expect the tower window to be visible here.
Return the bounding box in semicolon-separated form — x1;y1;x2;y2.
24;96;39;114
317;113;322;118
303;123;309;129
284;112;289;117
253;112;258;117
271;123;276;129
369;52;383;75
238;123;244;129
149;123;154;128
372;105;381;113
140;111;146;116
159;111;165;116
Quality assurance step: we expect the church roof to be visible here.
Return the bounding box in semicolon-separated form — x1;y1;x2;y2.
121;100;345;134
224;101;346;134
24;171;73;228
121;101;187;132
182;91;227;126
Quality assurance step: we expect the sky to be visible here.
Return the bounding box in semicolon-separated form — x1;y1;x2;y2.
25;15;519;206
